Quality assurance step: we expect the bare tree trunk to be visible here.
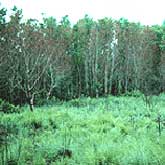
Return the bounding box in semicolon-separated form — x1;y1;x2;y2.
46;66;56;100
132;51;139;90
27;91;34;112
125;61;128;93
47;88;52;100
104;56;108;95
109;53;115;94
29;96;34;112
109;29;117;94
77;66;81;97
95;29;99;98
85;55;89;96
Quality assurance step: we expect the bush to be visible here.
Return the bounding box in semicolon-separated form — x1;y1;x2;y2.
0;99;20;113
68;98;89;107
35;97;62;107
123;90;143;97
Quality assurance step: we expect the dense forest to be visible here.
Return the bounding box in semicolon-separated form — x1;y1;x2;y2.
0;6;165;110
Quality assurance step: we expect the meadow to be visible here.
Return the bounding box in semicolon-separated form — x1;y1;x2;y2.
0;93;165;165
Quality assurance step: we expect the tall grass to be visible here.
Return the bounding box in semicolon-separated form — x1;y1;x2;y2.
0;94;165;164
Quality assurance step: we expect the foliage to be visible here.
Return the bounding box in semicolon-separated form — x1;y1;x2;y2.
123;90;144;97
0;6;165;110
0;98;20;113
0;95;165;164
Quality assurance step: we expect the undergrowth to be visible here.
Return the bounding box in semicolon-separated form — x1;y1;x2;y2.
0;94;165;164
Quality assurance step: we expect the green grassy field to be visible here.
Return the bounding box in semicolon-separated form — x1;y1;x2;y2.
0;94;165;165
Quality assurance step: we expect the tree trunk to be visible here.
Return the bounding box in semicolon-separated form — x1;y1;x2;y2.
109;29;117;94
29;98;34;112
85;56;89;96
104;58;108;95
27;92;34;111
95;29;99;98
77;66;81;97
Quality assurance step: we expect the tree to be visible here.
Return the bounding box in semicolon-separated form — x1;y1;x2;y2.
42;16;71;100
1;5;165;106
160;22;165;91
0;7;23;103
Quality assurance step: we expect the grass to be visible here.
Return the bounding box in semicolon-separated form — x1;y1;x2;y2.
0;94;165;164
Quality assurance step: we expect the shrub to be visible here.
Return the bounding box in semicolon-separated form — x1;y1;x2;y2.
123;90;143;97
0;99;20;113
68;98;86;107
35;97;62;107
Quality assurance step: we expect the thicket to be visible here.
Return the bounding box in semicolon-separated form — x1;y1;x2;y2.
0;6;165;110
0;98;20;113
